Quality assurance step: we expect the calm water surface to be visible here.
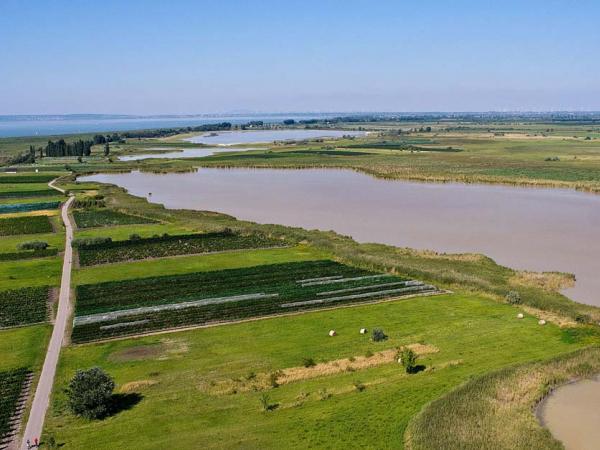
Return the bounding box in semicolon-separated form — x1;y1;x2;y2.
538;377;600;450
81;168;600;307
118;147;259;161
184;129;365;145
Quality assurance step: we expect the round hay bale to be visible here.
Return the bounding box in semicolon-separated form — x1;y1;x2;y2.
360;328;368;334
538;319;546;325
517;313;524;319
328;330;337;337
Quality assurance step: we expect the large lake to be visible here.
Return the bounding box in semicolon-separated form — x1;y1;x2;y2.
0;114;343;138
81;168;600;307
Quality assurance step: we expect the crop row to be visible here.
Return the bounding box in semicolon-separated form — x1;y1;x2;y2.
0;248;58;262
0;368;30;441
0;174;56;184
77;231;285;266
0;189;56;199
72;260;438;342
72;281;435;343
75;260;371;315
0;201;61;214
0;286;50;328
73;209;157;228
0;216;54;236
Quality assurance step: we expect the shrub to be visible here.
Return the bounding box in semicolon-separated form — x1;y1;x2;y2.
302;357;316;368
372;328;388;342
67;367;115;419
129;233;142;241
259;393;271;411
505;291;522;305
318;388;331;400
18;241;49;251
72;237;112;248
353;380;366;392
398;348;418;373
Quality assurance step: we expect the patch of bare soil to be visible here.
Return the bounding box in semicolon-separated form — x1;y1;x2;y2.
108;338;189;362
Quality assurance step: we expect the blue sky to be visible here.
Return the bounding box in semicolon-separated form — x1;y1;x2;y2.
1;0;599;114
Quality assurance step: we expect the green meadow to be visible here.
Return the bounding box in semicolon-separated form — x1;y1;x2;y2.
45;293;590;449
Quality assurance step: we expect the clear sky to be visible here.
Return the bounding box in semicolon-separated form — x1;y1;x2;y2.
1;0;599;114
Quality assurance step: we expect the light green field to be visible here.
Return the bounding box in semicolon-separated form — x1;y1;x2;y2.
0;257;62;289
0;183;53;193
44;293;589;449
74;223;191;240
0;325;52;371
74;245;326;285
0;232;64;253
0;195;64;205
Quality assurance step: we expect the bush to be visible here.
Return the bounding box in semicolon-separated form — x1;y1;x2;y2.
67;367;115;419
398;348;418;373
372;328;388;342
505;291;522;305
353;380;366;392
18;241;49;251
129;233;142;241
302;357;316;368
72;237;112;248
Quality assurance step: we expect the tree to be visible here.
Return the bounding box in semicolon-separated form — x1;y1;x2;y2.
67;367;115;419
371;328;388;342
104;142;110;157
398;348;417;373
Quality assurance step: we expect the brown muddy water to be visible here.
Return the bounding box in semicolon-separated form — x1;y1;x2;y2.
81;168;600;307
538;377;600;450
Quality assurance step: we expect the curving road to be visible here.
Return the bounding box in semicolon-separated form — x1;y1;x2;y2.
20;192;74;449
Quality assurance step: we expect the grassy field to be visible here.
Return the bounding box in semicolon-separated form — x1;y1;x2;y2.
0;232;64;253
0;325;52;371
44;293;592;449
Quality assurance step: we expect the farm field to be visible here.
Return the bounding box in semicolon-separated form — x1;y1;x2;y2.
76;231;286;266
0;215;54;236
72;208;158;228
0;286;51;328
73;245;326;285
72;260;436;342
44;293;592;449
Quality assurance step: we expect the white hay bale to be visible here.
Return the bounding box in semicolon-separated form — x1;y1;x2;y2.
517;313;524;319
360;328;368;334
538;319;546;325
328;330;337;337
